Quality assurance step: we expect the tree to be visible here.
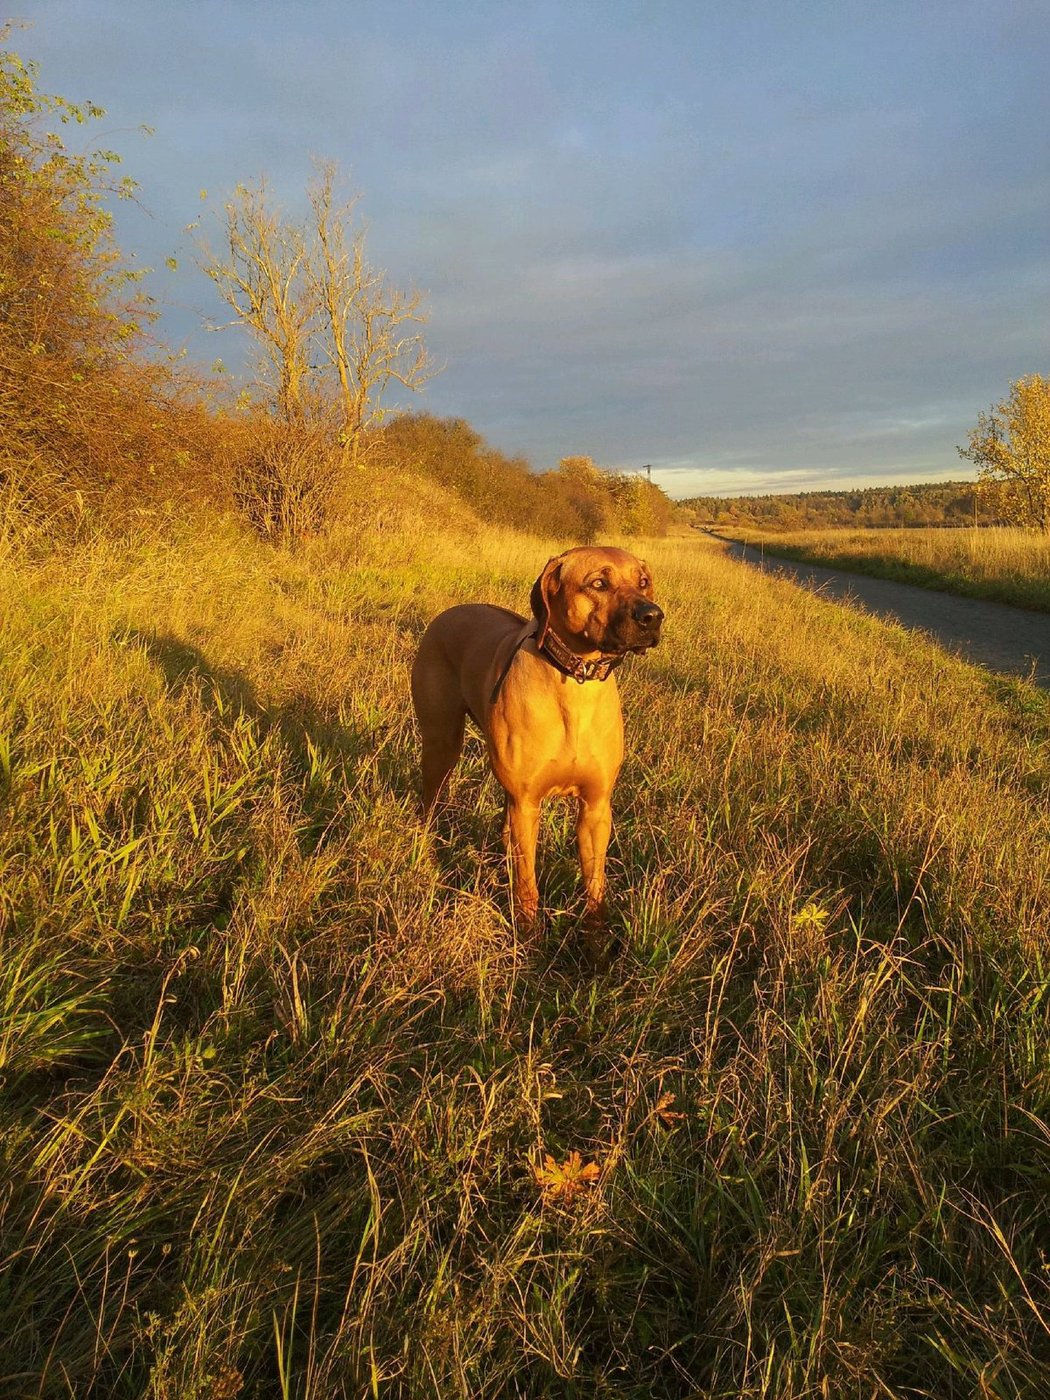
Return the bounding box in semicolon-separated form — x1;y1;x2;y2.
0;32;148;367
198;169;435;538
307;162;435;465
200;178;318;423
556;456;617;540
606;472;673;536
200;165;435;454
0;29;217;529
959;375;1050;531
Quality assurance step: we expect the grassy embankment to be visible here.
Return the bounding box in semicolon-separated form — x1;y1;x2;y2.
2;482;1050;1398
721;525;1050;612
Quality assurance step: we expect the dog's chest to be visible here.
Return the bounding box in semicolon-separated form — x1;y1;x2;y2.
488;667;624;795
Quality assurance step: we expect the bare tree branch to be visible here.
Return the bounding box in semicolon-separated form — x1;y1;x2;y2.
198;178;320;421
306;160;437;464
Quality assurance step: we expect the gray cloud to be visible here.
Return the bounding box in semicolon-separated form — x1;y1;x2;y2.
18;0;1050;496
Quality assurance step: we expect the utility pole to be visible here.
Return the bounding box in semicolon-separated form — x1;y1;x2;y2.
642;464;652;483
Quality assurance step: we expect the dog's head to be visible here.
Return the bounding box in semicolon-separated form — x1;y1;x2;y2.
530;546;663;656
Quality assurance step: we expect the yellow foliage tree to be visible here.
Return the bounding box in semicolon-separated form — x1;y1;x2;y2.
0;29;223;530
959;375;1050;531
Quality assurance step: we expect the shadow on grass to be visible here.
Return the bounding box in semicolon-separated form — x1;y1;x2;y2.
122;627;417;845
132;628;627;984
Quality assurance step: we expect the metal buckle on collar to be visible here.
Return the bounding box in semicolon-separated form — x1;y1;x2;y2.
535;625;625;684
489;628;623;708
576;657;613;683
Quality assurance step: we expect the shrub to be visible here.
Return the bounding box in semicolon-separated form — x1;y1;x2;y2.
0;36;227;534
225;417;341;542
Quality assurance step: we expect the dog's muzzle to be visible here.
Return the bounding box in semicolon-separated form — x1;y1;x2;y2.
632;599;663;634
609;598;664;652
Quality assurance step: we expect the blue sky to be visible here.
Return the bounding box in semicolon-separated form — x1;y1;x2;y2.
16;0;1050;497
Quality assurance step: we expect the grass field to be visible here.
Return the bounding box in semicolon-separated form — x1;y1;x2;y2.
2;488;1050;1397
724;525;1050;612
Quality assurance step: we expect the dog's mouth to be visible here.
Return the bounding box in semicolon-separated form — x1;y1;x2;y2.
600;617;663;655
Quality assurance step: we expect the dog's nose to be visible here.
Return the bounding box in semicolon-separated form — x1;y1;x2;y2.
632;600;664;631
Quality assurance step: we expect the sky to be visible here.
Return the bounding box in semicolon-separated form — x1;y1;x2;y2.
14;0;1050;498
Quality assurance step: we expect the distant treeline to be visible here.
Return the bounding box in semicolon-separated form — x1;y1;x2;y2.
683;481;989;531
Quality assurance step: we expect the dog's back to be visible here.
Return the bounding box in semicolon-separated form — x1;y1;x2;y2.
411;604;530;807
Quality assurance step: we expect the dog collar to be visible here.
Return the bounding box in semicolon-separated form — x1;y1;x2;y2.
488;624;624;707
538;627;625;685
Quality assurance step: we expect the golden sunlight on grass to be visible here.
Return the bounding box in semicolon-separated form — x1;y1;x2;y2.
1;502;1049;1396
733;523;1050;610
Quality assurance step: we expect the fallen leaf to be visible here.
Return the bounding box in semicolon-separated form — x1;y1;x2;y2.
654;1091;686;1128
533;1150;601;1206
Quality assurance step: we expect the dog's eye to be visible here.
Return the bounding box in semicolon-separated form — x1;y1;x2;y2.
590;577;609;591
639;577;650;590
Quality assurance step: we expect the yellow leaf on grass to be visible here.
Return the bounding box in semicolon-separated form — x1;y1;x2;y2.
533;1150;600;1205
654;1091;686;1128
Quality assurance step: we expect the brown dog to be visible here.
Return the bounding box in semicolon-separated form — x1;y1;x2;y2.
410;546;663;928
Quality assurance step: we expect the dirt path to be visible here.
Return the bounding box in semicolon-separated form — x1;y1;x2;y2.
720;537;1050;689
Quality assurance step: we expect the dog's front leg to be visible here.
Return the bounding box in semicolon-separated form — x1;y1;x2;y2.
504;794;541;929
577;794;613;926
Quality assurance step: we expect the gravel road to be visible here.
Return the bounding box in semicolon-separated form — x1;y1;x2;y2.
720;537;1050;690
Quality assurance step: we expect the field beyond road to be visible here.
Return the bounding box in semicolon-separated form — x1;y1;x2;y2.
2;503;1050;1397
724;525;1050;613
720;537;1050;688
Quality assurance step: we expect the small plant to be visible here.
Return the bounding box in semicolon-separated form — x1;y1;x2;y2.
792;900;830;933
228;418;341;542
652;1091;686;1129
533;1151;601;1207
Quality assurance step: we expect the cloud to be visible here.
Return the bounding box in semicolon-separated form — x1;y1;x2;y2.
18;0;1050;496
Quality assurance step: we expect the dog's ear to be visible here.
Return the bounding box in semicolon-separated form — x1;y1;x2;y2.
530;555;563;647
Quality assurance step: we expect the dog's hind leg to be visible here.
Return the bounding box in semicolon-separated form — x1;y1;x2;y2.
419;719;465;813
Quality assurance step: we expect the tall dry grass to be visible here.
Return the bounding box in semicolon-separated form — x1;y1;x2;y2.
1;496;1048;1397
732;524;1050;611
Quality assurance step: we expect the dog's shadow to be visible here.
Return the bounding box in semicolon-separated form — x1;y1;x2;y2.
120;628;408;846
